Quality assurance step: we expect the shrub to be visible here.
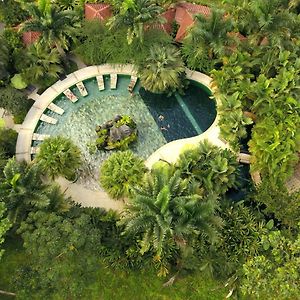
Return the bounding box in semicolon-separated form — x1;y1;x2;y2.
0;86;33;122
99;151;147;199
176;140;239;195
0;0;29;26
0;128;17;157
35;136;82;180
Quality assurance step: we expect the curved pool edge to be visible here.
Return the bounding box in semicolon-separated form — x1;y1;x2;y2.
16;64;138;162
145;68;227;168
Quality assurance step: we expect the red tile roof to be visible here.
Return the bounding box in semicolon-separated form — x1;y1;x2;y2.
22;31;41;46
85;3;112;21
175;3;211;42
148;8;176;33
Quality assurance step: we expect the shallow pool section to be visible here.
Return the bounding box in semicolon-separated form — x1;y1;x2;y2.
33;76;216;190
139;81;216;142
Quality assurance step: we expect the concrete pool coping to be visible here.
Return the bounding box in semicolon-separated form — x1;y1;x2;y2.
16;64;226;163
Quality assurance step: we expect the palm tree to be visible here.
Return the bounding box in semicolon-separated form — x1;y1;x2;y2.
21;0;80;55
0;158;50;225
177;140;239;195
21;42;63;85
35;136;82;181
182;9;234;72
120;166;222;276
108;0;163;45
139;44;185;94
99;151;147;200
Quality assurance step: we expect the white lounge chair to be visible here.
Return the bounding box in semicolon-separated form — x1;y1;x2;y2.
63;88;78;103
128;75;138;93
32;133;50;141
40;114;57;125
96;75;105;91
76;81;88;97
47;103;64;115
110;74;117;89
31;146;40;154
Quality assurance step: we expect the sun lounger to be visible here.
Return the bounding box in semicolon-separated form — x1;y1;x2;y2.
76;81;88;97
237;152;251;164
128;76;138;93
96;75;105;91
40;114;57;125
110;74;117;89
32;133;50;141
63;88;78;103
47;103;64;115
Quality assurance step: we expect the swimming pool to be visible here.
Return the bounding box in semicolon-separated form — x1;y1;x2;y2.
33;75;216;189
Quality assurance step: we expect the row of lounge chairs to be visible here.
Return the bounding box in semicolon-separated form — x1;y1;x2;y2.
33;74;139;156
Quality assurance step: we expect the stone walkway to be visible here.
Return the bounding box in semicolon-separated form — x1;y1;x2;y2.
56;177;124;211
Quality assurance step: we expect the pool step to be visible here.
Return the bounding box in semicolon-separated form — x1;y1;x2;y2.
47;103;64;115
32;133;50;141
110;74;117;89
76;81;88;97
40;114;57;125
96;75;105;91
128;76;138;93
63;88;78;103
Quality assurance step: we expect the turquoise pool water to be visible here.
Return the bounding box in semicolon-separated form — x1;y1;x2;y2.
34;76;216;189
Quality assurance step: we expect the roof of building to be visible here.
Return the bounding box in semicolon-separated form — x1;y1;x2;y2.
22;31;41;46
84;3;112;21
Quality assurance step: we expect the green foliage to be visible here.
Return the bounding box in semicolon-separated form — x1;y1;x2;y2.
108;0;163;45
0;35;10;83
0;86;32;122
254;180;300;228
120;165;222;276
241;225;300;299
0;128;17;157
0;202;11;260
3;28;23;50
14;43;62;88
16;210;102;299
218;92;253;149
99;150;146;199
10;74;28;90
0;159;50;225
182;8;235;72
75;20;172;65
0;0;29;26
139;44;185;94
177;140;239;195
35;136;82;180
21;1;81;53
95;115;137;150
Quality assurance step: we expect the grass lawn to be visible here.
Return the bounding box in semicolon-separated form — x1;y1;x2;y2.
1;237;228;299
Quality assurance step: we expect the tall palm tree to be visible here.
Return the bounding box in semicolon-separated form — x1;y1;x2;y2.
120;166;222;275
22;42;63;85
21;0;80;55
35;136;82;180
139;44;185;94
182;9;234;72
0;159;50;225
108;0;163;45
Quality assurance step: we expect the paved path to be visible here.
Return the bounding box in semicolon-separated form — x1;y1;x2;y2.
56;177;124;211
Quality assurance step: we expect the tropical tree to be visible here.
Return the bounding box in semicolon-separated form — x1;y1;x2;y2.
99;151;147;200
0;159;51;225
0;128;18;157
241;225;300;299
108;0;163;45
18;42;63;87
0;202;11;260
139;44;185;94
120;165;222;276
176;140;239;196
182;9;234;72
35;136;82;180
21;0;80;55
